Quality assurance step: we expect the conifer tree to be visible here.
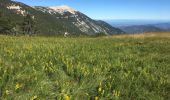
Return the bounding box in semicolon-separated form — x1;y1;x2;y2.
0;12;14;34
22;14;36;35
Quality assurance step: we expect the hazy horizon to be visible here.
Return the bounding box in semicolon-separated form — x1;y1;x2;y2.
104;19;170;26
13;0;170;20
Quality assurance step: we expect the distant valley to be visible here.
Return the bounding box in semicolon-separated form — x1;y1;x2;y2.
106;20;170;33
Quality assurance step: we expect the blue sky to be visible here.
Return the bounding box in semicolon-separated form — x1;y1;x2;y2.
14;0;170;20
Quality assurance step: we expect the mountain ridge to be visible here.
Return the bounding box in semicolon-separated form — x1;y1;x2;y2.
0;0;125;35
49;5;77;14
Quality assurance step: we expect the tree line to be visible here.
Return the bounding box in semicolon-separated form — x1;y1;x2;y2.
0;11;37;36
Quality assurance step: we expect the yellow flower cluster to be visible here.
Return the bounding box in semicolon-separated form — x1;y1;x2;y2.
23;44;33;51
64;95;70;100
30;95;37;100
15;83;23;90
113;90;120;97
5;90;10;95
95;96;99;100
98;87;102;92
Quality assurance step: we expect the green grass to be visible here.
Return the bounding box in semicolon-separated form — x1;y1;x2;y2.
0;35;169;100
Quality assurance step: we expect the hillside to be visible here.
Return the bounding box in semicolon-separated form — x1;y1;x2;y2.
0;0;125;35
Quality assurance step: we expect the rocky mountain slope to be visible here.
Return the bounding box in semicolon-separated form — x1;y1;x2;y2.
0;0;125;35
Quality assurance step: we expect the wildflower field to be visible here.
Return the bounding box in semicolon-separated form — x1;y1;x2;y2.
0;33;170;100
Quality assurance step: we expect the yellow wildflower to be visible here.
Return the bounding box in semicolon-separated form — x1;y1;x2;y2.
23;44;32;51
98;87;102;92
64;95;70;100
30;95;37;100
113;90;120;97
15;83;22;90
95;96;99;100
5;90;10;95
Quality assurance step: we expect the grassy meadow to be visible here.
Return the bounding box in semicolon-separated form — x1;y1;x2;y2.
0;33;170;100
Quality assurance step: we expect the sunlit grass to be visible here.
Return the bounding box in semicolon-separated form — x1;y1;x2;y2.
0;33;169;99
112;32;170;38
